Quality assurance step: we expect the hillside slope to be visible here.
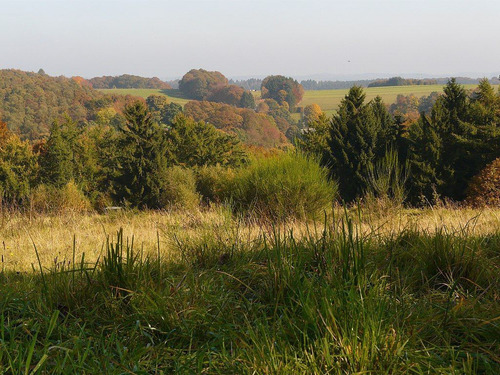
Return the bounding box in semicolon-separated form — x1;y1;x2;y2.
0;69;137;139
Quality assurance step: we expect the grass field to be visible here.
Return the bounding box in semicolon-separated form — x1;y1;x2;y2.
1;206;499;373
100;84;499;117
99;88;191;107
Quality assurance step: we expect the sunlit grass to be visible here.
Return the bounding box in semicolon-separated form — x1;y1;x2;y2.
0;205;498;373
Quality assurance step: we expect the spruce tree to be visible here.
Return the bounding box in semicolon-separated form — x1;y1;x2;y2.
325;86;379;202
371;96;398;158
407;113;443;203
40;120;74;187
240;91;256;109
114;102;170;208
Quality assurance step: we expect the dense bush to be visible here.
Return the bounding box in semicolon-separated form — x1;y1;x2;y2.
195;165;236;204
231;152;337;220
30;181;91;213
466;157;500;207
159;166;200;209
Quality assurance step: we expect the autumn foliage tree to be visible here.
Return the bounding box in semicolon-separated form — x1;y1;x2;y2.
179;69;228;100
184;101;288;148
466;158;500;207
261;75;304;110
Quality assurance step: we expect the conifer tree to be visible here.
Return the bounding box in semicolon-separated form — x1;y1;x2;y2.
240;91;256;109
114;102;170;208
40;120;74;187
371;96;398;158
325;86;379;202
407;113;443;202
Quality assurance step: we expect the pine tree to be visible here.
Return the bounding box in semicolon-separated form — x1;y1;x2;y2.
437;79;489;199
113;102;170;208
407;113;443;203
325;86;379;202
40;120;74;187
371;96;398;159
240;91;256;109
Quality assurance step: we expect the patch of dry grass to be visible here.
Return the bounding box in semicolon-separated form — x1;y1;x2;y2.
1;205;499;271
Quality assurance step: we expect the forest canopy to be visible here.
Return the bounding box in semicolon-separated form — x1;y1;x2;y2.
0;69;138;140
88;74;172;89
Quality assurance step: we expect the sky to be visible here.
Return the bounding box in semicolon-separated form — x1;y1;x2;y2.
1;0;499;80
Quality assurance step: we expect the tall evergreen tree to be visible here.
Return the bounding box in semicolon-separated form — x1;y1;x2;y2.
113;102;170;208
371;96;398;158
407;113;443;202
40;119;75;187
324;86;379;202
408;79;500;202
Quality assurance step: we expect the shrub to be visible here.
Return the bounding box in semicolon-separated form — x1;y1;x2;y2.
195;165;236;204
466;158;500;207
159;166;200;209
231;152;337;221
30;181;91;213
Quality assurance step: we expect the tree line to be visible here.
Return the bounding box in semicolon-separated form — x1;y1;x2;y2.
1;70;498;212
299;79;500;205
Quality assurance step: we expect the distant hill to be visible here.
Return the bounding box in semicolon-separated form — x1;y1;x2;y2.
88;74;172;89
0;69;138;140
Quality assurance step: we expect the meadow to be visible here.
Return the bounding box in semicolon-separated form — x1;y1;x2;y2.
100;88;191;107
100;84;499;116
1;205;499;373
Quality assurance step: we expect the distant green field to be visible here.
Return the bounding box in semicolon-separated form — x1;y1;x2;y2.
299;84;497;115
101;84;498;117
99;88;191;106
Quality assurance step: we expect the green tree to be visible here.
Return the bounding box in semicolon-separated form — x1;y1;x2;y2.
165;114;246;168
160;103;183;126
146;95;169;122
324;86;380;202
0;132;38;204
261;75;304;110
113;102;170;208
240;91;256;109
407;79;500;202
407;114;443;202
297;112;331;156
40;118;77;187
179;69;228;100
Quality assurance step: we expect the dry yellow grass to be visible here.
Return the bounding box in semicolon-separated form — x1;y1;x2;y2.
1;206;499;272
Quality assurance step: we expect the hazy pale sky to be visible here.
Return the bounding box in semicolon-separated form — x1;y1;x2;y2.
1;0;499;79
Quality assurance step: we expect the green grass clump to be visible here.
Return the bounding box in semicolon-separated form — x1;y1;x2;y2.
231;152;338;221
0;210;498;374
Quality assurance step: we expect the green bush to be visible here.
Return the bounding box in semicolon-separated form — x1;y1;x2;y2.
159;166;200;209
195;165;236;204
231;152;337;220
